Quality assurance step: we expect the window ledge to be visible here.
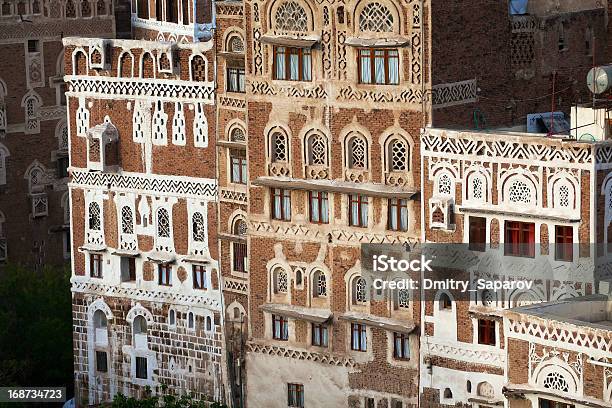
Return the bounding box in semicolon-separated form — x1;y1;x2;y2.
339;311;416;334
252;176;418;199
458;205;580;223
260;303;332;324
259;34;320;48
345;36;410;48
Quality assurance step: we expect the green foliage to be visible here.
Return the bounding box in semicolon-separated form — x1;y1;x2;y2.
109;385;229;408
0;263;73;392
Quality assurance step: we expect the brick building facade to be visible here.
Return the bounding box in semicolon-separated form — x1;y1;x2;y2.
61;0;612;407
0;0;115;268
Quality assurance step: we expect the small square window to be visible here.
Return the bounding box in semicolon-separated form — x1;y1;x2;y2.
477;319;496;346
287;383;304;407
365;397;375;408
158;263;172;286
28;40;39;53
96;350;108;372
192;264;207;289
311;323;328;347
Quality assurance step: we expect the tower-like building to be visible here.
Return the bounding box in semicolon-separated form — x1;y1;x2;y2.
0;0;115;268
64;1;229;405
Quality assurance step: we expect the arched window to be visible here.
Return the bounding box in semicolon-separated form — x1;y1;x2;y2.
387;138;409;171
119;53;133;77
192;212;205;242
81;0;91;17
74;51;87;75
359;2;394;32
443;388;453;399
347;136;367;169
312;270;327;297
187;312;194;329
273;267;288;293
271;132;288;163
394;288;410;310
230;127;245;142
306;133;328;166
156;208;170;237
96;0;106;15
352;276;367;304
437;173;452;196
227;35;244;53
508;179;532;204
480;290;495;307
543;372;569;392
274;1;308;32
88;202;101;231
233;218;247;235
133;315;147;335
168;309;176;326
65;0;76;17
553;178;575;210
121;206;134;234
206;316;212;331
467;173;486;202
190;55;206;81
141;52;154;79
438;292;452;310
94;309;107;329
137;0;148;18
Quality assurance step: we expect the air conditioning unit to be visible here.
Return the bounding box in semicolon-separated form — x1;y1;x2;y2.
429;197;454;230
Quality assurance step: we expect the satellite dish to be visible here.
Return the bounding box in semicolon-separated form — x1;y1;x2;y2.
587;65;612;94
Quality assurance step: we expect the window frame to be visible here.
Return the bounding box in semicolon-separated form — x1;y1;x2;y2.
287;383;304;408
308;191;329;224
90;253;103;278
468;216;487;252
273;46;312;82
226;66;245;93
271;188;292;221
387;198;408;231
230;150;247;184
232;241;247;273
477;319;496;346
393;332;410;360
357;48;400;85
350;323;367;352
135;356;148;379
192;264;207;290
311;323;328;347
120;256;136;282
158;263;172;286
349;194;369;227
272;314;289;341
554;225;573;262
504;221;535;258
95;350;108;373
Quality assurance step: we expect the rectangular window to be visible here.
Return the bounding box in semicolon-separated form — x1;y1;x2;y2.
555;225;573;262
388;198;408;231
272;188;291;221
90;253;103;278
28;39;39;53
192;264;207;289
539;399;575;408
311;323;328;347
96;350;108;373
272;314;289;340
365;397;375;408
358;48;399;85
226;67;245;93
393;332;410;360
349;194;369;227
135;356;147;379
468;216;487;252
391;399;403;408
273;46;312;81
57;156;69;178
230;150;247;184
504;221;535;258
120;257;136;282
477;319;496;346
158;263;172;286
233;242;247;273
351;323;367;351
287;383;304;408
309;191;329;224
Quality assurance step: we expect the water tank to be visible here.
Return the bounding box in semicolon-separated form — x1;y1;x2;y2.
587;65;612;94
509;0;528;15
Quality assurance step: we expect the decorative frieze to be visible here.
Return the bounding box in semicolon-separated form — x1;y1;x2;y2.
431;79;478;108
